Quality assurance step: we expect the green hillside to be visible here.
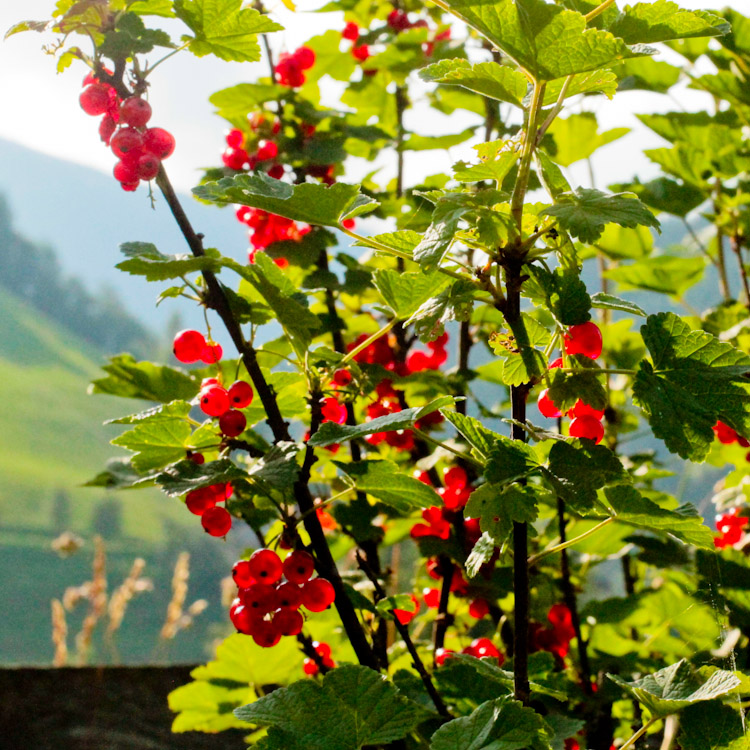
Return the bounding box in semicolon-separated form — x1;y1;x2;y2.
0;291;243;665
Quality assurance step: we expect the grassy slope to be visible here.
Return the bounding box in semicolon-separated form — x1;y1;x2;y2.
0;291;245;665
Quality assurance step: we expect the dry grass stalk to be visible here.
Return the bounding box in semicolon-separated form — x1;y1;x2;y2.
220;575;236;608
75;535;108;664
107;557;153;635
51;599;68;667
160;552;190;640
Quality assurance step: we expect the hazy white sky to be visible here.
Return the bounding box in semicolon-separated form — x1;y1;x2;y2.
0;1;744;193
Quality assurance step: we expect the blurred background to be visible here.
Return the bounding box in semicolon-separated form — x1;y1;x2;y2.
0;0;744;668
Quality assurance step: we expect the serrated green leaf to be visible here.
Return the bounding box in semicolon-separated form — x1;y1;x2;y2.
411;279;478;339
590;292;646;317
466;484;539;546
308;397;456;447
335;460;440;513
543;187;660;244
354;230;422;256
242;369;308;428
209;82;282;126
153;458;248;497
194;173;379;227
679;700;749;750
91;354;198;402
453;140;520;183
465;532;496;578
248;442;300;489
174;0;282;62
4;20;49;39
485;438;540;485
543;69;619;103
235;666;427;749
526;265;591;326
547;356;608;413
108;400;192;425
116;242;222;281
85;457;153;490
607;660;740;718
604;255;705;296
374;269;450;319
535;151;571;200
545;440;627;512
128;0;175;18
440;410;506;458
430;696;551;750
609;2;730;45
420;59;528;107
549;112;629;167
615;56;681;93
614;177;705;218
403;128;477;152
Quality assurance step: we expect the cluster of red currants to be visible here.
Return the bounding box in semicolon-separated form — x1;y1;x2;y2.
185;482;234;537
529;603;576;662
229;549;336;648
537;321;606;444
713;419;750;459
237;207;310;268
386;8;451;55
79;73;174;192
222;112;283;176
341;21;373;63
274;46;316;88
435;636;504;667
714;507;749;549
302;641;336;675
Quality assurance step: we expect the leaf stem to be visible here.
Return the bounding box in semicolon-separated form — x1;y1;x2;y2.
619;716;660;750
584;0;618;23
528;517;614;565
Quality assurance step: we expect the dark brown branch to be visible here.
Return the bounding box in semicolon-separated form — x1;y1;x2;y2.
731;232;750;310
356;553;451;719
433;556;454;663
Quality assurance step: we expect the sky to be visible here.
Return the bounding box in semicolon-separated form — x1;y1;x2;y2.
0;1;744;195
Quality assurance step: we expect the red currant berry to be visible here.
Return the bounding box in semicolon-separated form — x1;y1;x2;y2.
714;420;739;445
273;607;304;636
276;582;303;609
342;21;359;40
143;127;176;159
80;84;112;116
201;505;232;536
321;396;347;425
113;160;139;184
267;163;284;179
219;409;247;437
423;587;440;608
394;594;419;625
111;127;145;158
301;577;336;612
222;147;249;170
185;487;215;516
247;549;284;584
119;97;152;128
229;603;257;634
201;377;220;389
256;140;278;161
294;46;315;70
468;598;490;619
201;342;223;364
435;648;455;667
99;114;117;145
313;641;331;659
303;658;319;675
352;44;371;62
232;559;256;588
568;400;604;420
136;153;161;181
240;583;278;614
569;415;604;444
282;550;315;584
444;466;467;489
226;128;245;148
200;385;231;417
188;451;205;465
120;181;140;192
467;637;501;660
538;388;561;419
228;381;254;408
252;620;281;648
564;322;603;360
332;369;352;387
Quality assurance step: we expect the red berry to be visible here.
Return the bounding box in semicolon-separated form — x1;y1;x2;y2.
268;163;285;179
201;377;220;389
173;329;206;362
352;44;371;62
200;385;231;417
113;160;139;184
303;658;319;675
444;466;467;489
232;559;255;588
276;582;303;609
80;84;112;116
188;451;205;465
406;350;431;373
120;96;152;128
256;140;278;161
229;603;256;634
253;620;281;648
313;641;331;659
99;114;117;145
226;128;245;148
143;127;175;159
228;381;254;408
120;181;140;192
301;578;336;612
222;146;249;170
240;583;278;614
538;388;561;418
321;396;347;425
466;637;501;661
283;550;315;584
185;487;216;516
201;506;232;536
435;648;455;667
342;21;359;40
201;342;223;364
468;598;490;619
111;127;145;158
219;409;247;437
423;587;440;608
295;46;315;70
569;415;604;444
247;549;284;584
136;153;161;181
332;369;352;387
564;322;603;360
273;607;304;636
394;594;419;625
714;420;739;445
568;400;604;420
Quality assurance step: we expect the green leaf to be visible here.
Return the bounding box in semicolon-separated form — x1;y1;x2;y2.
603;486;715;549
128;0;176;18
354;230;423;256
545;440;627;513
403;128;477;152
485;438;540;485
607;660;740;718
633;312;750;461
173;0;282;62
335;460;440;513
374;269;450;319
85;457;153;490
111;401;193;472
526;265;591;326
465;532;496;578
153;458;248;497
590;292;646;317
547;356;608;413
608;2;730;45
247;442;300;490
91;354;198;402
308;396;456;447
209;83;282;127
489;314;550;387
548;113;629;167
535;152;571;200
615;57;681;93
440;410;506;459
679;700;749;750
235;665;427;749
194;173;379;227
411;279;478;339
430;696;551;750
542;69;619;103
453;140;520;184
604;255;705;297
465;484;539;546
543;188;660;244
4;20;49;39
420;59;528;107
614;177;705;218
116;242;222;281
